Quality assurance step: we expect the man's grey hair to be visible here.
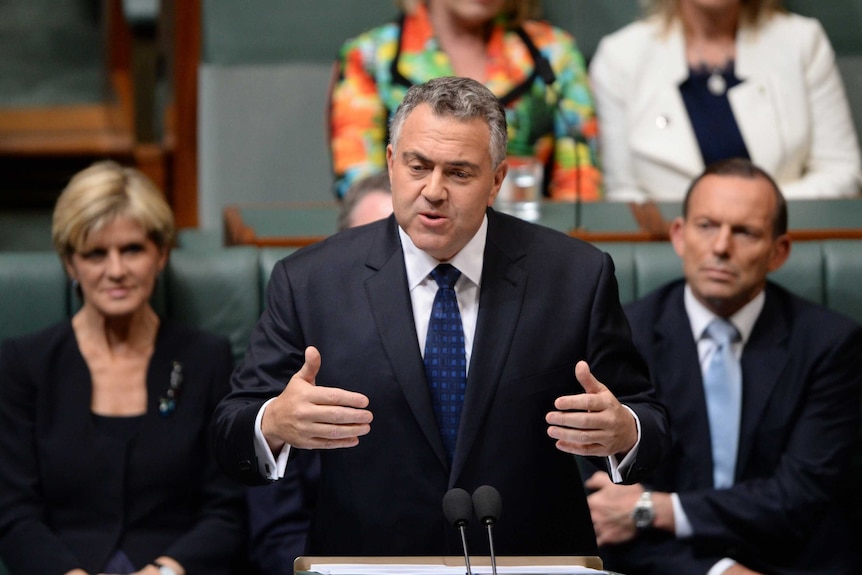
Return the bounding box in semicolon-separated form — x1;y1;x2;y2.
389;76;508;170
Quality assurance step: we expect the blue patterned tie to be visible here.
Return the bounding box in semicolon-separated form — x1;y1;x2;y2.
703;318;742;489
424;264;467;462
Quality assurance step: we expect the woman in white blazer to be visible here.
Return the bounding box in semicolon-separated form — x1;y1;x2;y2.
589;0;861;202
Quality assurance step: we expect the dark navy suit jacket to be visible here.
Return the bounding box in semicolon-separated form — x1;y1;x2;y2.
213;209;669;557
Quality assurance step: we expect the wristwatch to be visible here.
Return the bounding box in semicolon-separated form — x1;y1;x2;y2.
152;563;179;575
630;490;655;529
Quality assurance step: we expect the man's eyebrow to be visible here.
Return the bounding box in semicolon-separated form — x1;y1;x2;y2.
401;150;428;163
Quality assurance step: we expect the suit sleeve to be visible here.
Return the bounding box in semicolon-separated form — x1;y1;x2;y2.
212;259;307;485
586;252;670;481
679;323;862;553
0;337;83;574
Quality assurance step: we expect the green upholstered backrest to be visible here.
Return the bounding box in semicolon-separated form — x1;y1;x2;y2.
824;240;862;324
0;252;68;343
165;247;263;363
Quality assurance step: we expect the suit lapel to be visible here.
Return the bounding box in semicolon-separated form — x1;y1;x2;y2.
652;287;715;488
450;212;528;482
736;288;789;474
364;219;449;467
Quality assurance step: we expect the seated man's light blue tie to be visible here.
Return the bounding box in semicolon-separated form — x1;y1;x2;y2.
703;318;742;489
424;264;467;463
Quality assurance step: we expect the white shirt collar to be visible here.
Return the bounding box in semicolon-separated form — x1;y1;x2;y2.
684;284;765;345
398;216;487;290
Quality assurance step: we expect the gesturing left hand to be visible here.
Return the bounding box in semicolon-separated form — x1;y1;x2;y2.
545;360;637;457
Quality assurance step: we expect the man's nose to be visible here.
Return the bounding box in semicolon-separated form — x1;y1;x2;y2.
422;170;447;201
712;225;732;255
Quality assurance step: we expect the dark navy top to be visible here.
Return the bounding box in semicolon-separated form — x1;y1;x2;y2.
679;60;750;166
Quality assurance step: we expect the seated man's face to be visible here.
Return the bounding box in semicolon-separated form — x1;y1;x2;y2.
350;191;393;228
670;174;790;317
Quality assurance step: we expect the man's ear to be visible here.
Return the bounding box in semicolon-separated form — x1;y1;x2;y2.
767;234;791;273
488;160;508;206
669;217;686;258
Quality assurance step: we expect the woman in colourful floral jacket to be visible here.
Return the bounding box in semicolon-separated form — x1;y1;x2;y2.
329;0;601;200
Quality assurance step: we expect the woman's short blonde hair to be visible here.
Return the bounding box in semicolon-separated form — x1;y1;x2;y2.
643;0;784;28
398;0;541;27
52;161;175;259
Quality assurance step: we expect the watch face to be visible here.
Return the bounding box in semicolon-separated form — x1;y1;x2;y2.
632;494;655;529
158;566;179;575
633;507;653;528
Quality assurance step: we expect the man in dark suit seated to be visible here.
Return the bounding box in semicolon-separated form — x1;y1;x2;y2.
212;76;669;557
586;158;862;575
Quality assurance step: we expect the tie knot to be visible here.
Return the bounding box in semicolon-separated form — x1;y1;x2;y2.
431;264;461;290
706;318;740;345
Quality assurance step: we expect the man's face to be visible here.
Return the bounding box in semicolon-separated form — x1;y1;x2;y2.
387;104;506;261
670;174;790;317
350;191;393;228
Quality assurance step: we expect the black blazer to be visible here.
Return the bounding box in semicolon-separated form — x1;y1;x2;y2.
604;280;862;575
213;210;669;557
0;321;246;575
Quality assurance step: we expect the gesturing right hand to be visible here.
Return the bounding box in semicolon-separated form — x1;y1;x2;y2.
261;346;373;453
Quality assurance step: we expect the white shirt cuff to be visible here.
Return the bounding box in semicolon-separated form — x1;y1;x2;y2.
608;405;641;483
254;398;291;480
671;492;693;537
706;558;738;575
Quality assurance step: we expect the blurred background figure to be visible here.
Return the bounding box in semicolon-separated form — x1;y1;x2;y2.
336;170;393;231
328;0;601;201
0;161;245;575
590;0;861;202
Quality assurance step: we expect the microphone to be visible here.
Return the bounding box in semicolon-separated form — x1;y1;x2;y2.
472;485;503;575
443;488;474;575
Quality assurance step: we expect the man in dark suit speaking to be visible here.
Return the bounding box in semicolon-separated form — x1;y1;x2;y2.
212;76;669;557
586;159;862;574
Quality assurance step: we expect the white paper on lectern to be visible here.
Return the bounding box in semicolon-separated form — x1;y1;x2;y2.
308;564;605;575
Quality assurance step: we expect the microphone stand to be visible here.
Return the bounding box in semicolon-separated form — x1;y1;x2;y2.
484;523;498;575
458;524;473;575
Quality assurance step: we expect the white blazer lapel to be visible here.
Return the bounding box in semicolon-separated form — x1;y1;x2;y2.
629;23;704;180
730;24;786;173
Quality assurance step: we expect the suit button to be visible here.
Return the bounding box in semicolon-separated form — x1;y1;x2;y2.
239;459;252;471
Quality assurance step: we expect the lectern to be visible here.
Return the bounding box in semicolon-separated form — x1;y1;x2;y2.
295;555;610;575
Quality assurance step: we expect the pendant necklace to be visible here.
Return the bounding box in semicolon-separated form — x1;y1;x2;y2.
707;68;727;96
694;42;733;97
